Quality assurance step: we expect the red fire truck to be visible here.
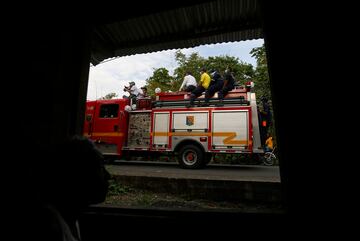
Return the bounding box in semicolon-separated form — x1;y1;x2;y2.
83;82;263;169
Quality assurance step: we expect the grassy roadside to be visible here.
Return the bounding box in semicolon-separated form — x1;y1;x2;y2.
104;180;283;213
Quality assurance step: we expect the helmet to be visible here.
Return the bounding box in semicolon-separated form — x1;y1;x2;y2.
211;71;221;80
129;81;135;86
155;87;161;94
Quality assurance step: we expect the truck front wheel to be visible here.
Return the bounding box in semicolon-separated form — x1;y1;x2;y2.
178;145;204;169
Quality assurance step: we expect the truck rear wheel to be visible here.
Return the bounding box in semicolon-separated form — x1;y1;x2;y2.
178;145;204;169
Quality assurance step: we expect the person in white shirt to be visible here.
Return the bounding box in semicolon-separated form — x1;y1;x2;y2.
124;81;141;105
179;71;197;92
125;81;140;97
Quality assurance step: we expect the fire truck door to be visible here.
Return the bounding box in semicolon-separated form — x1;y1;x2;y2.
171;111;209;151
93;103;121;134
153;112;169;147
212;110;249;149
91;102;123;155
84;102;96;137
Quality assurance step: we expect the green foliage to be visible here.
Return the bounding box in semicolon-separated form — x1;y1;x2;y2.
146;68;174;96
250;44;271;101
250;44;267;66
250;44;276;138
213;154;261;165
107;180;133;196
173;51;206;90
205;56;255;85
136;193;156;206
99;92;118;100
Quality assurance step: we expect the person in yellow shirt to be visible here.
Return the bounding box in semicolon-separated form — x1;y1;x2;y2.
187;67;211;107
265;133;273;152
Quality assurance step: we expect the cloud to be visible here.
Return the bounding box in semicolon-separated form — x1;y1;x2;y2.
87;50;178;100
183;40;264;66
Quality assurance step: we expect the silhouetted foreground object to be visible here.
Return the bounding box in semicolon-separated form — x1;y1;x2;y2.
27;136;111;241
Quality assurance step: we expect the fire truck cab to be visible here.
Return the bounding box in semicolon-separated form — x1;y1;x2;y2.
84;82;263;169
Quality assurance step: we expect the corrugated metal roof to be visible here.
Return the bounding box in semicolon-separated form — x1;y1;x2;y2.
91;0;263;65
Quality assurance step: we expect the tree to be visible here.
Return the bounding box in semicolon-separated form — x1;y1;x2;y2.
171;52;255;91
250;44;275;138
145;68;174;96
250;44;270;101
205;56;255;85
172;51;206;90
99;92;118;100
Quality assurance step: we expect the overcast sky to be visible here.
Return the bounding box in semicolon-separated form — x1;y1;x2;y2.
87;39;264;100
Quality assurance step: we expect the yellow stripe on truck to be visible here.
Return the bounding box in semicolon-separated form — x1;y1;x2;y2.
84;132;124;137
212;132;248;145
152;132;248;145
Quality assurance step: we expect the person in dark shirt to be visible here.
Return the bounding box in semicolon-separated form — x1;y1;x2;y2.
217;67;235;106
203;70;223;106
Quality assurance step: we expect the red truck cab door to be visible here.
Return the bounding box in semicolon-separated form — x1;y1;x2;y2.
85;99;128;157
84;101;96;137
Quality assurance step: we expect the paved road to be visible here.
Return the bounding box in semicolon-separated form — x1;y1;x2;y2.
106;160;280;183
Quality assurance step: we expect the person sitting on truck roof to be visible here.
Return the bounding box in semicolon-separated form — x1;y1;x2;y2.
203;70;223;106
138;86;148;98
187;67;211;107
216;67;236;106
179;71;197;92
123;81;141;105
